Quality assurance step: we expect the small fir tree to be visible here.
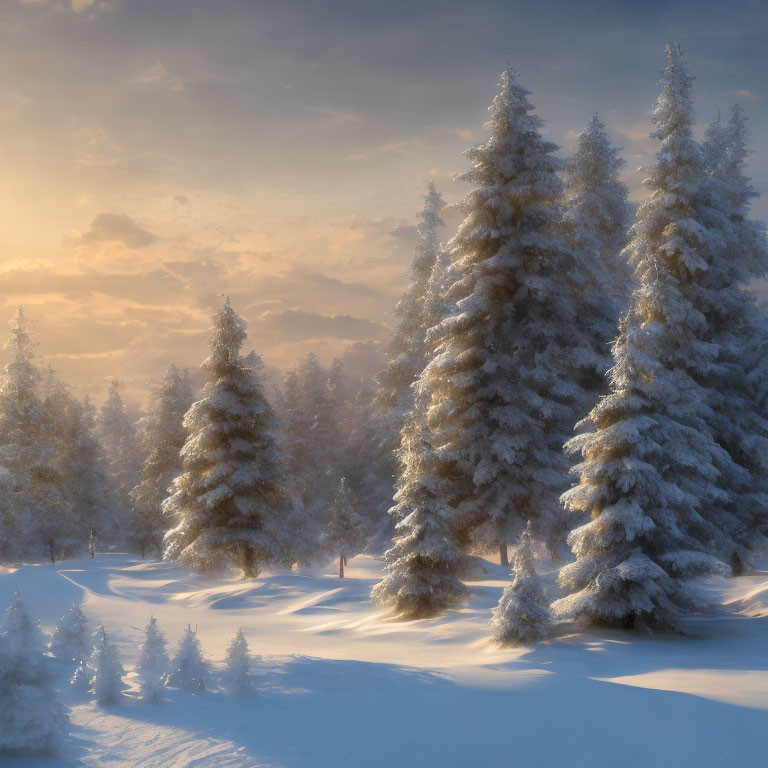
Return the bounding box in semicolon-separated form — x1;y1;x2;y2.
223;628;253;696
166;625;208;692
324;478;366;577
491;522;550;646
0;592;67;754
137;616;170;702
89;626;126;705
49;603;90;664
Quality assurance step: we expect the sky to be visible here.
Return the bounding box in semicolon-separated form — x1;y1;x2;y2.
0;0;766;405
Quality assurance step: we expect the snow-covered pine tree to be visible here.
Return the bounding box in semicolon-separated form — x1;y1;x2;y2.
70;659;94;692
223;628;253;696
373;184;447;505
0;592;67;754
137;616;169;702
49;603;90;664
279;352;344;563
89;626;126;705
344;379;396;552
0;308;49;562
491;521;550;646
371;413;467;619
552;45;735;630
166;625;208;692
98;379;141;544
324;478;365;577
163;299;290;577
417;68;611;563
696;104;768;569
130;364;193;558
562;113;633;310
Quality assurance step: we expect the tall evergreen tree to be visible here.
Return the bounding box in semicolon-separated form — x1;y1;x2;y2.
696;104;768;568
98;379;141;543
417;68;611;564
0;308;59;562
371;413;467;619
375;183;446;421
0;592;67;754
163;299;290;577
130;364;193;557
553;45;735;630
562;113;632;309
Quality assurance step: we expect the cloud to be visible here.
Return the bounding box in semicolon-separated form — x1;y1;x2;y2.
732;88;759;101
252;309;387;344
344;139;422;162
67;213;159;249
304;106;364;124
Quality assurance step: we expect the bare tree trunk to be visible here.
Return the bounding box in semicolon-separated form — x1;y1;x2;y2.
499;542;509;568
339;553;344;579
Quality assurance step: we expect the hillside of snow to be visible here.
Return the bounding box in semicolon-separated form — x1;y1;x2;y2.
2;553;768;768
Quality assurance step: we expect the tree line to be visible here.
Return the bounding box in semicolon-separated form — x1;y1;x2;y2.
0;43;766;635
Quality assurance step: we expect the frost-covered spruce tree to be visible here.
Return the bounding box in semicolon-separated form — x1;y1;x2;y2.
223;628;253;696
137;616;170;702
562;113;632;310
419;68;610;563
49;603;90;664
552;45;735;630
130;364;193;557
166;625;208;692
0;308;54;562
344;379;395;551
98;379;142;537
324;478;366;577
371;413;467;619
491;521;550;646
163;299;290;577
375;183;446;423
0;592;67;754
70;658;94;692
696;105;768;568
89;626;126;705
374;184;447;511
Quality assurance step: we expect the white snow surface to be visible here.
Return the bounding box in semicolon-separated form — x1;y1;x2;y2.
2;553;768;767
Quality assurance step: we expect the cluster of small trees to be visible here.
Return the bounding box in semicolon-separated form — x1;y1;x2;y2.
1;594;261;755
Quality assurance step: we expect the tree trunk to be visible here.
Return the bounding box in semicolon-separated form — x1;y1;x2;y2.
242;544;257;578
499;542;509;567
339;553;345;579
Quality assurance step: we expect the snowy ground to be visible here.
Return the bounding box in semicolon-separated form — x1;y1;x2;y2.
2;553;768;767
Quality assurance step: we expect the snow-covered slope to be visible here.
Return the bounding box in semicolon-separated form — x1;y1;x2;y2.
2;554;768;767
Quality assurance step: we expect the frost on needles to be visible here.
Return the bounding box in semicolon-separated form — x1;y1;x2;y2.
553;45;742;630
416;67;613;564
163;298;291;577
